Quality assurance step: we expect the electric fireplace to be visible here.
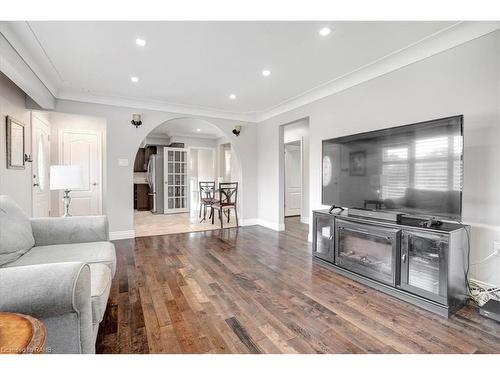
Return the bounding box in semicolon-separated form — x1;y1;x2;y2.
335;219;400;286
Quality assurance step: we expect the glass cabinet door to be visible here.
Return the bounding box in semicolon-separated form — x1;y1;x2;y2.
400;230;448;304
313;214;334;262
335;220;398;286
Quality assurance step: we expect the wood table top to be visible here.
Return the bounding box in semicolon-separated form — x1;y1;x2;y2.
0;312;47;354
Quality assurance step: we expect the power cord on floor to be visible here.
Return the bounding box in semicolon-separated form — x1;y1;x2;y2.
456;221;499;306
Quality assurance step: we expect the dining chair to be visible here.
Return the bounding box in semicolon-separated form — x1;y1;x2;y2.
199;181;216;222
211;182;238;229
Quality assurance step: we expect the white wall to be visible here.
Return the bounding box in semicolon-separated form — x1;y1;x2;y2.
195;148;215;182
0;72;32;215
140;136;171;147
170;135;217;149
257;31;500;286
49;99;258;237
45;111;107;216
283;118;310;223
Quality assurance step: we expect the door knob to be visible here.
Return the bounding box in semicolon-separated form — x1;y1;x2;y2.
92;182;98;186
33;183;39;187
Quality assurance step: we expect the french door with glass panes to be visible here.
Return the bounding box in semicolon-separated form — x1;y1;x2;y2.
164;147;190;213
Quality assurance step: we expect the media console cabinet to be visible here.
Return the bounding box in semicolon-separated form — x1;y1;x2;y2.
312;209;470;317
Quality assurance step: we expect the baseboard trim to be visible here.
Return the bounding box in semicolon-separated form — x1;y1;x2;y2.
253;219;285;231
240;218;260;226
109;230;135;240
470;278;499;290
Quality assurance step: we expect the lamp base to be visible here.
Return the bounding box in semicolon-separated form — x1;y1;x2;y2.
62;189;72;217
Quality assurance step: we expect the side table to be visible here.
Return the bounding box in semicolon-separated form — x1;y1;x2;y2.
0;312;47;354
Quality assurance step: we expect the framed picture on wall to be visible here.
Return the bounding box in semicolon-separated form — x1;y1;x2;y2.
349;150;366;176
6;116;25;169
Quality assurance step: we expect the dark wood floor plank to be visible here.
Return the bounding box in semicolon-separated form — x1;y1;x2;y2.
96;217;500;354
225;317;262;354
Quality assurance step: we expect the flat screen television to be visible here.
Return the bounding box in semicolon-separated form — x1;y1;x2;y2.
322;115;463;220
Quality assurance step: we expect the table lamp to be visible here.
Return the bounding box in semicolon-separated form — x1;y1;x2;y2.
50;165;84;217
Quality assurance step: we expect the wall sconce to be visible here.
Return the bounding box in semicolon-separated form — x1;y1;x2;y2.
131;114;142;128
232;125;242;136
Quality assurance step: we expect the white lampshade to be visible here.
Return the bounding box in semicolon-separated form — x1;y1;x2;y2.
50;165;84;190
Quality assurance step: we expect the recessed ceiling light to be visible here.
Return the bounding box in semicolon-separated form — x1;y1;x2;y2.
319;27;332;36
196;128;201;132
229;93;236;100
130;76;139;83
136;38;146;46
262;69;271;77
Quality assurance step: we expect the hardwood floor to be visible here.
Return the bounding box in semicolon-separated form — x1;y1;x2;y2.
284;215;309;241
97;217;500;354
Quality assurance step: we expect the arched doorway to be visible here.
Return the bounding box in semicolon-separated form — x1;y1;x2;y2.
132;117;242;237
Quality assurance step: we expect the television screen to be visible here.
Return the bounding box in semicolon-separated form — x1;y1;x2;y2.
322;116;463;220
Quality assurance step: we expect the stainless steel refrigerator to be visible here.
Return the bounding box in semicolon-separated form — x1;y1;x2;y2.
146;147;164;214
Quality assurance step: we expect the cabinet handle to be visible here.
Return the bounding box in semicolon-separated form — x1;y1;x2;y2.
401;254;407;263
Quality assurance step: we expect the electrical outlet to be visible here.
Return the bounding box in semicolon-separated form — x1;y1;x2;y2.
494;241;500;254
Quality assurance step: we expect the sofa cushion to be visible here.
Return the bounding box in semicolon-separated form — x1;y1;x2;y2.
4;241;116;275
0;195;35;266
89;263;112;324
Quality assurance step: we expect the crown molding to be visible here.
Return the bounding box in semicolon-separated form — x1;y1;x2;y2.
147;131;222;140
57;89;257;123
255;21;500;122
0;21;60;96
0;31;55;109
3;21;500;124
166;131;222;140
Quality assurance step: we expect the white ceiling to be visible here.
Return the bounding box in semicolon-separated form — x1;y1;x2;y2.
148;118;225;139
5;21;459;118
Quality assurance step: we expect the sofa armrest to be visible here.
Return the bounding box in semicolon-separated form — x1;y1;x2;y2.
30;216;109;246
0;262;94;353
0;262;90;317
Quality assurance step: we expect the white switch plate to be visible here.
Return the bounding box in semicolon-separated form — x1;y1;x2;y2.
118;158;129;167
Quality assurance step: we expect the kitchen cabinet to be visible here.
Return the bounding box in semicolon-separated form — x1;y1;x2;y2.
134;148;146;172
134;184;150;211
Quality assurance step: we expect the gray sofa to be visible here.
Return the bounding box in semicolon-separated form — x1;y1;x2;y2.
0;195;116;354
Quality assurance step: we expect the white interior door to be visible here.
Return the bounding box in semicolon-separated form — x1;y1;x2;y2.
59;129;102;215
31;115;51;217
285;142;302;217
164;147;190;214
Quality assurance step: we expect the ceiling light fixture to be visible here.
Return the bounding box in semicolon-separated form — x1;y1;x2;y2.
262;69;271;77
319;27;332;36
130;76;139;83
136;38;147;46
229;93;236;100
196;128;201;132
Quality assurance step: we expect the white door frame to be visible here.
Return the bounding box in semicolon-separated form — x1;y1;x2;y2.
58;128;103;215
31;113;51;217
284;138;303;217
